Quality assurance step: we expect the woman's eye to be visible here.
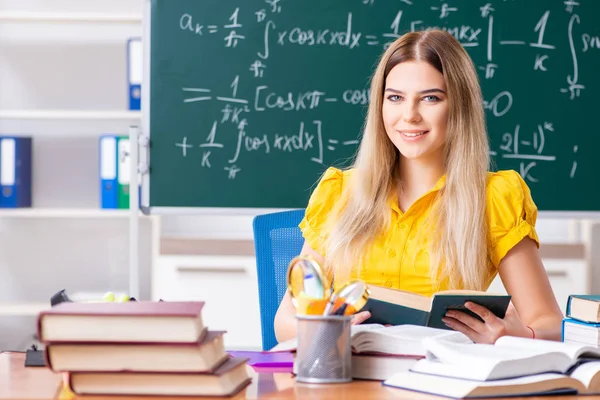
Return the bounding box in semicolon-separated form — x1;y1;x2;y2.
387;95;402;102
423;95;441;102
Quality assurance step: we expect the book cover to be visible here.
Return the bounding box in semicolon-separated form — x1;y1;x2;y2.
363;298;428;326
566;295;600;323
427;294;511;329
68;357;251;397
38;301;206;344
45;330;225;373
363;289;510;330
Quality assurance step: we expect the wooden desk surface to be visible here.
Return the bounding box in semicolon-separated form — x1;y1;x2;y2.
1;352;598;400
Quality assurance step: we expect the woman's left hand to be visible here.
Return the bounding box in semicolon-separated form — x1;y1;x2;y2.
442;301;532;344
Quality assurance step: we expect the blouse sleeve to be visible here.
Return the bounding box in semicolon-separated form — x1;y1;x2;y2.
298;167;344;257
487;170;540;268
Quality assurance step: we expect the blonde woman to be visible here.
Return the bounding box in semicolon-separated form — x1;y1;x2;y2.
274;29;563;344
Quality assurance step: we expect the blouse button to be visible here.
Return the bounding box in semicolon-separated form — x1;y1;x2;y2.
399;223;407;229
385;281;393;288
388;249;397;258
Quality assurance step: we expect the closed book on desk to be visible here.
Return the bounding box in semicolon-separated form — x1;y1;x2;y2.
363;285;511;330
46;330;226;373
567;295;600;323
0;137;32;208
68;357;251;397
37;301;205;344
563;318;600;347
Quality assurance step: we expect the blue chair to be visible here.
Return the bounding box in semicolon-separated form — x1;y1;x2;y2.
253;209;306;350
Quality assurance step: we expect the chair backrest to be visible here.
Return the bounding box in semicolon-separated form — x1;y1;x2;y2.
252;209;306;350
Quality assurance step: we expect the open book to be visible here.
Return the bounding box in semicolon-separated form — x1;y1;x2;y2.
410;335;600;381
384;363;600;398
364;286;511;329
270;324;472;356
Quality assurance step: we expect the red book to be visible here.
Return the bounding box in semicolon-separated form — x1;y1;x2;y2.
67;357;251;397
37;301;205;344
45;331;227;373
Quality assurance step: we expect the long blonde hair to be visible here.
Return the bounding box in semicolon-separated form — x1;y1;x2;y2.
325;30;490;291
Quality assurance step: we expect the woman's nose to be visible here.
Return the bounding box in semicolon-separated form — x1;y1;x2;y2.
403;102;422;123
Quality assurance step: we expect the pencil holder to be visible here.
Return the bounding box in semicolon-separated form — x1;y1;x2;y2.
295;315;352;383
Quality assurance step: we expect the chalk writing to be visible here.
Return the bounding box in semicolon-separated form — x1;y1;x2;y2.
165;0;595;188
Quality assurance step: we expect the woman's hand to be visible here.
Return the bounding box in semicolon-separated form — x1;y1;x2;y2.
351;311;371;325
442;302;532;344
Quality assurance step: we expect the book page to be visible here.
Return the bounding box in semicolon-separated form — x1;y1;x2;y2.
422;338;552;366
384;370;582;398
496;336;600;361
569;361;600;392
352;325;471;356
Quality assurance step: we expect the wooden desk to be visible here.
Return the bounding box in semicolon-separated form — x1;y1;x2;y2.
1;352;596;400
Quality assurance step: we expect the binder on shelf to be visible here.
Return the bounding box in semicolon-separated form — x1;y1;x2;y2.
0;136;32;208
99;135;118;209
127;37;142;111
117;136;130;209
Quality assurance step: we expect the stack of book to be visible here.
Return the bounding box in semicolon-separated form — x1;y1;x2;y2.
563;295;600;347
383;335;600;398
37;301;250;397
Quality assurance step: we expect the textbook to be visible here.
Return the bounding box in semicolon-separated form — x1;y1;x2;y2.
410;335;600;381
563;318;600;346
45;331;227;373
383;366;600;398
363;285;511;329
270;324;472;357
567;295;600;323
68;357;251;397
37;301;206;344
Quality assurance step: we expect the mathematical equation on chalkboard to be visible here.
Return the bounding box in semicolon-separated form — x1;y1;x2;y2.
171;0;597;182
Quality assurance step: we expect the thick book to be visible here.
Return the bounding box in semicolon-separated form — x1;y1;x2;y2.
410;335;600;381
363;285;511;329
68;357;251;397
567;295;600;323
45;331;226;373
37;301;205;344
383;369;600;398
271;324;472;357
563;318;600;346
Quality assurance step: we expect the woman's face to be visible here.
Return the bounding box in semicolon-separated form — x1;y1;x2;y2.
382;61;449;163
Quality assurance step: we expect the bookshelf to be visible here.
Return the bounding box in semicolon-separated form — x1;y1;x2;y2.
0;11;142;23
0;209;145;218
0;110;141;120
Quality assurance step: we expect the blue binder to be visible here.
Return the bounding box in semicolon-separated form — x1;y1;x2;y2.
127;37;142;110
0;136;32;208
99;135;118;209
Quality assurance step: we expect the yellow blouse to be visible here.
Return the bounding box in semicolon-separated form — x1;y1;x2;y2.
298;167;540;296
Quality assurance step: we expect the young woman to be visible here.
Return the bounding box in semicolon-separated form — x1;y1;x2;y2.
274;30;563;344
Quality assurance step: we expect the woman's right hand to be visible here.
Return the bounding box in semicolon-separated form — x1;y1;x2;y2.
351;311;372;325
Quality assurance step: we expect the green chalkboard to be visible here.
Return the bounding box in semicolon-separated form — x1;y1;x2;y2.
148;0;600;211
